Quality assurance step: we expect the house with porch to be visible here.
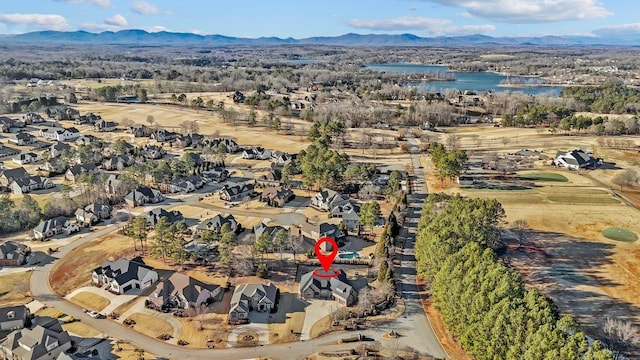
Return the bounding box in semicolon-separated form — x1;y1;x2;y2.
228;283;278;324
75;203;112;225
148;272;221;310
12;152;41;165
65;163;98;183
298;222;345;250
195;214;239;234
0;317;72;360
124;187;164;207
259;186;294;207
33;217;79;240
11;176;54;195
299;269;357;306
0;167;29;187
219;183;255;202
8;132;37;146
92;258;158;294
146;208;184;228
311;189;350;211
331;201;361;232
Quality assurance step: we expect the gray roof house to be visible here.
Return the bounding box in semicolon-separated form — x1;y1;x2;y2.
148;272;222;310
0;305;30;332
49;142;72;159
0;317;72;360
331;201;361;232
75;203;112;225
11;176;54;195
33;217;79;240
124;187;164;207
145;208;184;228
228;283;278;324
65;164;98;183
299;222;345;250
195;214;239;234
311;189;350;211
0;241;30;266
8;132;37;146
92;258;158;295
299;269;357;306
219;183;255;202
0;167;29;187
553;149;600;170
253;222;289;241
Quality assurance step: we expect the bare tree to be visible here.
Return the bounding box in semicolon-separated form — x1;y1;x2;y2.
512;219;529;248
603;317;640;360
121;117;134;128
446;133;461;150
501;137;511;148
612;169;639;190
358;184;380;201
146;115;155;127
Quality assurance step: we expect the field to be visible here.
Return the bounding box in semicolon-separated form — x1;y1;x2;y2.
422;125;640;355
50;233;136;296
0;271;32;305
69;291;110;312
127;313;174;339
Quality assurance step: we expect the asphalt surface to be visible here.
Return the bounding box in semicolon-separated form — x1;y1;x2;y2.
30;137;449;359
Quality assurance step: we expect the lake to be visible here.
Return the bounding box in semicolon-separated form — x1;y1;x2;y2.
364;63;563;96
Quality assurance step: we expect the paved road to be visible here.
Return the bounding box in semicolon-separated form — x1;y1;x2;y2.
30;137;449;360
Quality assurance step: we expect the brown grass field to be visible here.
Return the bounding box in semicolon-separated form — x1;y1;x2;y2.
127;313;173;339
0;271;32;305
69;291;110;312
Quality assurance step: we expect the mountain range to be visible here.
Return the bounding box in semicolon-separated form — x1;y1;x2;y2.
1;29;639;46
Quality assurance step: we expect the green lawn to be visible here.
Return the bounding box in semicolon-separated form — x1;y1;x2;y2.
517;173;569;182
602;227;638;242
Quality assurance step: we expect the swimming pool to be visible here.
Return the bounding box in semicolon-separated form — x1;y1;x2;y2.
337;251;361;259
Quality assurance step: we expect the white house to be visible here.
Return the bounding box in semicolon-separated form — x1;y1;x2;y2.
311;189;350;211
12;152;40;165
11;176;54;195
33;217;79;240
39;127;81;141
553;149;600;170
92;258;158;294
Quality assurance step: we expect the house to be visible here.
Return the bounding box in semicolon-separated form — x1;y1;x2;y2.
75;135;98;146
33;217;80;240
0;305;30;331
39;127;80;142
184;175;204;189
195;214;239;234
299;222;345;250
1;317;72;360
253;222;289;241
145;208;184;228
553;149;601;170
11;176;55;195
40;159;68;176
242;147;271;160
172;134;193;148
94;120;117;132
148;272;222;310
65;164;97;183
23;112;45;125
228;283;278;323
92;258;158;294
201;167;228;183
0;241;30;266
8;132;37;146
46;105;79;120
270;151;295;166
0;167;29;187
74;112;101;125
151;129;178;142
205;138;239;153
299;269;357;306
75;203;112;225
102;155;134;171
165;179;195;194
311;189;350;211
219;183;255;202
256;169;281;187
49;142;72;158
0;117;24;132
129;124;152;138
124;187;164;207
12;152;41;165
141;145;166;160
331;201;360;232
260;186;294;207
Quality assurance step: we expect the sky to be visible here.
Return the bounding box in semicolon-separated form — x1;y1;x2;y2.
0;0;638;38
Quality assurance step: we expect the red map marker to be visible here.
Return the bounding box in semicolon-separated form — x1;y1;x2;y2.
314;237;338;272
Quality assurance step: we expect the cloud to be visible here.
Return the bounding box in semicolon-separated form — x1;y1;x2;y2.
131;1;171;15
0;13;70;30
189;29;206;35
57;0;112;8
420;0;611;23
144;25;169;32
594;23;640;36
345;16;495;35
105;14;128;27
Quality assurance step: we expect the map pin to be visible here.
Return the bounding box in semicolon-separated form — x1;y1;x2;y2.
314;237;338;272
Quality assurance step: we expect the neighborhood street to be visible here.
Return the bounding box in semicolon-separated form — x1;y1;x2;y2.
29;136;449;359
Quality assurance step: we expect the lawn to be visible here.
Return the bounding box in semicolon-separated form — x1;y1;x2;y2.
309;314;333;339
517;172;569;182
269;312;305;344
127;313;174;339
176;313;230;348
602;227;638;242
69;291;110;312
63;321;100;337
0;271;32;305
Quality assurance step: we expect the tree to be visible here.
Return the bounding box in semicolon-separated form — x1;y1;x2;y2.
136;88;148;103
146;115;155;127
280;163;291;188
360;201;381;233
218;223;237;264
388;170;402;193
602;317;640;359
273;228;288;262
177;93;187;105
512;219;529;248
151;216;171;263
132;216;148;254
248;108;257;127
611;169;639;190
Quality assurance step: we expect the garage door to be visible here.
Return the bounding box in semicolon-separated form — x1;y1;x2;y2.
123;284;133;292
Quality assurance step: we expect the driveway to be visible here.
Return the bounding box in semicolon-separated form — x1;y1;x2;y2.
227;312;270;346
300;299;336;341
64;286;138;315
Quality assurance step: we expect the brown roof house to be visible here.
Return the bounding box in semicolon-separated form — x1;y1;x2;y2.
228;283;278;324
259;186;294;207
148;272;222;310
0;241;30;266
299;222;345;251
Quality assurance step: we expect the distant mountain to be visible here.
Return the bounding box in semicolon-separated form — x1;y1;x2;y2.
1;29;638;46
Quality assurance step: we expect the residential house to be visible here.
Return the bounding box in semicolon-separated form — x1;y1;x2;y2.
49;142;72;159
102;155;134;171
11;176;55;195
129;124;152;138
553;149;601;170
195;214;239;234
184;175;204;189
201;167;228;183
242;147;271;160
0;305;30;331
151;129;178;142
253;222;289;241
145;208;184;228
39;127;81;142
124;187;164;207
141;145;166;160
299;222;345;251
46;105;79;120
270;150;295;166
75;135;98;146
164;179;195;194
331;201;361;232
228;283;279;323
148;272;222;310
23;112;45;125
0;317;72;360
65;164;97;183
92;258;158;294
39;158;68;176
0;167;29;187
33;217;79;240
0;117;24;133
172;134;193;148
299;269;357;306
8;132;37;146
74;113;101;126
219;183;255;202
203;137;239;153
256;169;281;188
12;152;41;165
75;203;112;225
0;241;30;266
94;120;117;132
260;186;294;207
311;189;350;211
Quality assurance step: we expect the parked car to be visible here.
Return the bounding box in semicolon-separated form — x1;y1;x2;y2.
88;311;102;319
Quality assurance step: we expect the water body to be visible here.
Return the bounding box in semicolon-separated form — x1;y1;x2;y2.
364;63;563;96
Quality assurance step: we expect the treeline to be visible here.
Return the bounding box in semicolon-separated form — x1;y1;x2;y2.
416;194;614;360
561;83;640;114
0;195;42;234
296;140;350;190
429;143;467;184
91;85;148;102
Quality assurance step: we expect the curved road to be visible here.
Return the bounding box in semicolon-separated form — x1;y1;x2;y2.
30;138;448;360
